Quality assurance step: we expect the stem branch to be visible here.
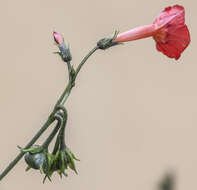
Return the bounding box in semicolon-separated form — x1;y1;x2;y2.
55;46;99;106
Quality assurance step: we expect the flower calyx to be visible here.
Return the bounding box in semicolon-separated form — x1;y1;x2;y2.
54;43;72;63
97;30;120;50
42;147;80;182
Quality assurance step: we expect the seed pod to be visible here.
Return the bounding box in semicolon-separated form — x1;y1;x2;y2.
24;151;48;171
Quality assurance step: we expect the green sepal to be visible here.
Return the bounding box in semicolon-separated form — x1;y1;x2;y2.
46;153;54;171
57;170;62;179
25;166;31;172
71;152;80;161
39;165;44;174
97;30;120;50
18;145;43;154
54;150;60;162
53;52;61;55
66;150;78;174
43;174;52;184
59;43;72;62
60;151;66;172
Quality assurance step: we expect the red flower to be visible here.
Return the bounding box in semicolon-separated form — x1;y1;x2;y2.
53;31;64;45
115;5;190;60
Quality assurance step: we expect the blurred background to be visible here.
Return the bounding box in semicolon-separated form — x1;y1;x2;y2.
0;0;196;189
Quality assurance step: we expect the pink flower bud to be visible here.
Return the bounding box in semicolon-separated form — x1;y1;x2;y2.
53;31;63;45
115;5;190;60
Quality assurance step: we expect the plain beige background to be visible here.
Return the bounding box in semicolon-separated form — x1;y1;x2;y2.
0;0;195;189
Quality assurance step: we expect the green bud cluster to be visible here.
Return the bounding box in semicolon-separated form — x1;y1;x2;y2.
20;145;79;183
45;147;80;180
18;106;79;183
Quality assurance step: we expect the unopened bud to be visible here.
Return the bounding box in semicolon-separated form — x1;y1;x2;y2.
53;31;63;45
53;31;72;62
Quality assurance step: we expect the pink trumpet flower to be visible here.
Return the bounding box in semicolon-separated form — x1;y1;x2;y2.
115;5;190;60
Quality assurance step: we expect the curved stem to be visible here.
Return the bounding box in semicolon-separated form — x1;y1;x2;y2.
59;112;67;150
0;117;55;180
42;114;63;149
51;107;68;154
74;46;99;79
55;46;99;107
53;106;68;150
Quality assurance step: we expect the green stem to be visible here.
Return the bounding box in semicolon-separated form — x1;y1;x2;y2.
74;46;99;79
66;61;72;81
55;46;99;106
55;81;72;107
42;114;63;149
0;45;99;181
59;112;68;150
0;117;55;180
52;134;60;155
53;106;68;151
51;108;68;155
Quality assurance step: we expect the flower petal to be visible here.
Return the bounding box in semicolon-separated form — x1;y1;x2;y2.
154;5;185;29
153;5;190;59
155;24;190;60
